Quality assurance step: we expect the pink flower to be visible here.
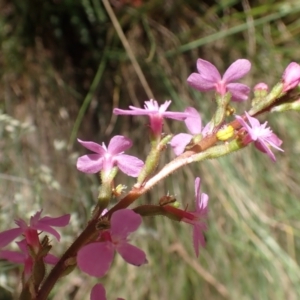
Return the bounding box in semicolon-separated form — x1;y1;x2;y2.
282;62;300;92
187;58;251;101
170;107;210;155
90;283;124;300
0;239;58;280
236;112;283;161
77;135;144;177
113;99;189;137
77;209;147;277
182;177;209;257
0;210;70;249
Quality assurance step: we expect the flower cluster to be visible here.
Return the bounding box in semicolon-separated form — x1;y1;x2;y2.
0;210;70;280
2;56;299;300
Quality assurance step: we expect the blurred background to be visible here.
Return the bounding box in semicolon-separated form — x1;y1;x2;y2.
1;0;300;299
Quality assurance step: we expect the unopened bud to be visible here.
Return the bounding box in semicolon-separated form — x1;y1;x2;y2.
282;62;300;92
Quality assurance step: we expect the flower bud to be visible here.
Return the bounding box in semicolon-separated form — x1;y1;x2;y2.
282;62;300;92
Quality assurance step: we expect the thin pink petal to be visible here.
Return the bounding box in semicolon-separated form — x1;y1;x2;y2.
196;59;221;82
44;253;59;265
223;59;251;82
34;214;70;241
108;136;133;155
39;214;70;228
193;224;206;257
194;177;201;198
158;100;172;112
34;224;61;240
111;209;142;238
0;228;23;248
77;242;114;277
77;154;104;173
235;115;252;133
170;133;193;156
198;193;209;211
266;134;284;151
116;242;147;266
162;111;189;121
184;107;202;134
0;250;25;263
227;83;250;101
116;154;144;177
187;73;216;91
245;112;261;128
114;107;155;115
91;284;106;300
77;139;106;155
254;141;276;162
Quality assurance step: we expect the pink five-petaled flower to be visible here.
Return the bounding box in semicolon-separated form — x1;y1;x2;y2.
0;210;70;250
77;135;144;177
77;209;147;278
182;177;209;257
113;99;189;138
236;112;283;161
282;62;300;92
0;239;58;281
90;283;124;300
187;58;251;101
170;107;210;155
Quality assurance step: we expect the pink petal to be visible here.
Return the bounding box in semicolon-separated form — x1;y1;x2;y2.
44;253;59;265
0;228;23;248
235;115;252;134
35;214;70;241
193;224;206;257
77;242;114;277
111;209;142;239
170;133;193;156
227;83;250;101
0;250;25;263
113;107;152;116
198;193;209;211
39;214;70;228
194;177;201;198
30;210;43;225
196;59;221;82
91;284;107;300
244;112;261;128
184;107;202;134
115;154;144;177
33;223;61;240
162;111;189;121
157;100;172;113
77;139;106;155
187;73;216;92
108;136;133;155
254;140;276;162
222;59;251;82
77;154;104;173
266;133;283;151
116;242;147;266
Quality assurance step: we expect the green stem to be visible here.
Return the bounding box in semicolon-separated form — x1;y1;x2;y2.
68;49;108;148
